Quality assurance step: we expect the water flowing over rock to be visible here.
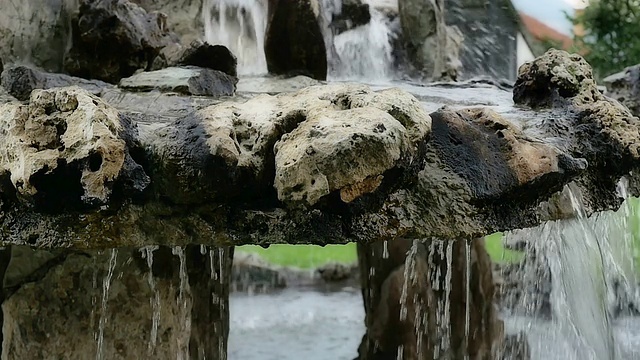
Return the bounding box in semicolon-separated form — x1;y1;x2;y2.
329;0;371;35
264;0;328;80
64;0;178;83
2;245;233;360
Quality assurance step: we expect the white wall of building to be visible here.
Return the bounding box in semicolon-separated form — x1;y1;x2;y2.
517;32;536;70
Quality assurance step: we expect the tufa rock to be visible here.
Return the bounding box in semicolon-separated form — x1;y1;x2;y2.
64;0;178;83
1;52;640;249
1;65;113;101
0;86;147;210
265;0;328;80
151;40;238;77
118;66;237;97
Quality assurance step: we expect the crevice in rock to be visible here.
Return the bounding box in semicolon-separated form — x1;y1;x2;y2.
29;159;86;213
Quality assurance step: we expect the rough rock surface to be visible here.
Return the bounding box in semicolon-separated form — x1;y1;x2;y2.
130;0;204;45
514;49;640;213
265;0;328;80
118;67;237;96
151;40;238;77
398;0;463;80
64;0;177;83
1;65;113;101
2;245;233;360
604;64;640;118
0;51;639;249
0;0;77;72
0;87;146;210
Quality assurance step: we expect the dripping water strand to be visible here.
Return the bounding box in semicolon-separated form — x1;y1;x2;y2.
141;246;161;353
464;239;471;360
173;246;192;360
399;240;419;321
96;249;118;360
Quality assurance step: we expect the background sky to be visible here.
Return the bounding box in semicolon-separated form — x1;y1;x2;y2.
512;0;585;35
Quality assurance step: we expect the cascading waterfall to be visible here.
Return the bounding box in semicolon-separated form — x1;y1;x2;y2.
328;1;395;81
200;0;395;80
502;180;640;360
202;0;268;76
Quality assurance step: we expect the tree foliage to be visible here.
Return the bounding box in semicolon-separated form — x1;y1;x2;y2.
570;0;640;79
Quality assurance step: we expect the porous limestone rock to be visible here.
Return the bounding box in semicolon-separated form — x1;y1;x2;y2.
130;0;204;45
0;86;146;209
118;66;237;97
64;0;178;83
1;65;113;101
514;49;640;213
1;51;640;249
274;107;413;206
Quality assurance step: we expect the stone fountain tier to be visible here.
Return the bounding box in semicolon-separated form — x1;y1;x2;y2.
0;50;638;250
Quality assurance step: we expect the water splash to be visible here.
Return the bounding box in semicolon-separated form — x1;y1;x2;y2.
173;246;192;360
202;0;268;76
329;3;394;81
96;249;118;360
141;246;161;353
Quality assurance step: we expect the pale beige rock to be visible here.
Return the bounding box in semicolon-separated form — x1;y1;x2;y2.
0;86;126;205
274;107;410;206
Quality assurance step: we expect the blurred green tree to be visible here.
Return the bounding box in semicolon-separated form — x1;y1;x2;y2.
570;0;640;79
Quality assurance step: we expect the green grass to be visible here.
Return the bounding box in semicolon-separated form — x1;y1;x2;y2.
484;232;525;264
237;199;640;269
237;234;524;269
237;243;358;269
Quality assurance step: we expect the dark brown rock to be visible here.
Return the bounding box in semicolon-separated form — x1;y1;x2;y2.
152;40;238;77
329;0;371;35
265;0;327;80
356;238;504;359
64;0;178;84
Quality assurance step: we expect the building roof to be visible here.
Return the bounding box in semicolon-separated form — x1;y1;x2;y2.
518;12;574;50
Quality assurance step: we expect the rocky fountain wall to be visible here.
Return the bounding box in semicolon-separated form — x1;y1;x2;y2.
1;0;640;359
